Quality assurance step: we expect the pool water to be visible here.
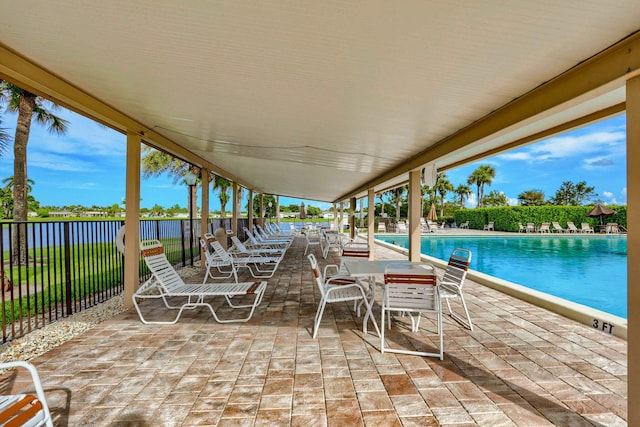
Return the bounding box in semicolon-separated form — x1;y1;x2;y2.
376;235;627;318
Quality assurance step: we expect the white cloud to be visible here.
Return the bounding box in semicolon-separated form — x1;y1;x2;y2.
466;193;477;208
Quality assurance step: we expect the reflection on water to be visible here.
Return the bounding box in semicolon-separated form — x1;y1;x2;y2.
377;235;627;318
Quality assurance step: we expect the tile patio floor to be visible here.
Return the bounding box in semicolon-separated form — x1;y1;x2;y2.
1;235;627;426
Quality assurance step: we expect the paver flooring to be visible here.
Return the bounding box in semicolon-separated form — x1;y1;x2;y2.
1;234;627;426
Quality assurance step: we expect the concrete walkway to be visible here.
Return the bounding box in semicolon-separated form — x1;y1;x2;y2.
1;235;627;426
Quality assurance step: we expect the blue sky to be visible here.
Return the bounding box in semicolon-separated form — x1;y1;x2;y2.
0;107;627;210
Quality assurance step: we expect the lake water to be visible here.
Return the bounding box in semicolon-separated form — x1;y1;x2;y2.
376;234;627;318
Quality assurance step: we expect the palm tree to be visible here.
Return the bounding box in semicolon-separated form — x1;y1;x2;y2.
0;81;69;263
454;184;472;208
467;165;495;207
392;186;406;221
141;147;200;218
434;173;453;217
212;175;231;218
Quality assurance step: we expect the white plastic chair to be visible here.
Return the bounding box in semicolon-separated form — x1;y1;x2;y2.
0;361;53;427
304;232;322;256
439;248;473;330
307;253;380;339
381;261;442;359
200;234;238;283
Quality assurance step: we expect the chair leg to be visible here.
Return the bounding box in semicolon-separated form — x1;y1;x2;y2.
312;299;327;339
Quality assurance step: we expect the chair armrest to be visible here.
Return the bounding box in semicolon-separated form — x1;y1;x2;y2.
323;264;340;278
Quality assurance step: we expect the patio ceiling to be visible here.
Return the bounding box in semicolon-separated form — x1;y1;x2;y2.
1;1;640;202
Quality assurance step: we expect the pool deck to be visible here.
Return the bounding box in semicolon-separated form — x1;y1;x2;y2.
1;234;627;426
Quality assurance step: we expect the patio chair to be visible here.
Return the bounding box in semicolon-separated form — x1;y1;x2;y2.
381;261;443;359
581;223;594;233
483;221;494;231
256;224;293;242
605;223;620;234
200;235;238;283
517;223;526;233
526;222;536;233
134;240;267;324
439;248;473;330
243;227;289;250
459;221;469;229
304;232;322;256
537;223;551;233
427;220;440;232
216;239;283;278
552;222;566;233
307;253;380;339
0;361;53;427
566;222;580;233
378;222;386;233
321;230;343;259
396;221;408;233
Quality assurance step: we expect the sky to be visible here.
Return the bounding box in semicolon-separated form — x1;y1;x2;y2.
0;107;627;211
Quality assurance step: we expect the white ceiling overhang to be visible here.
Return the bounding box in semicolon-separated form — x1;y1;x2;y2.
1;1;640;203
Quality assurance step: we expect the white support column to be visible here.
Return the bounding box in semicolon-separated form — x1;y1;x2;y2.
123;132;141;310
259;194;264;227
332;203;338;230
276;196;280;225
367;189;375;259
340;202;344;232
627;75;640;425
408;169;421;262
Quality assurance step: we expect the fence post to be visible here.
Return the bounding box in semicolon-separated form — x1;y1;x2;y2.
63;222;72;316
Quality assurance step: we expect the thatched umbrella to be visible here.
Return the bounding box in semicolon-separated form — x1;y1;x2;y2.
587;204;616;225
299;202;306;220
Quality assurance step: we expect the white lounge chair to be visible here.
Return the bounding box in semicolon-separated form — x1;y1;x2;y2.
566;222;580;233
378;222;386;233
439;248;473;330
552;222;566;233
605;222;621;234
517;223;526;233
135;240;267;324
243;227;289;250
396;221;408;233
427;220;441;232
526;222;536;233
537;223;551;233
381;261;443;359
0;361;53;427
307;253;380;339
483;222;494;231
200;235;238;283
459;221;469;229
581;223;594;233
229;236;285;257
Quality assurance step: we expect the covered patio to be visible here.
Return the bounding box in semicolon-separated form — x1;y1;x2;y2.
4;236;626;426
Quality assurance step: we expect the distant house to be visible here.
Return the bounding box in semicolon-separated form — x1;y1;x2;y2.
84;211;108;217
49;211;73;218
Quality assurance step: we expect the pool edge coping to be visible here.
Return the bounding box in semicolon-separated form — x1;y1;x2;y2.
374;238;628;341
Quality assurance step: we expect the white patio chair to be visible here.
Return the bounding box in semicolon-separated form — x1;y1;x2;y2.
135;240;267;324
307;253;380;339
212;239;283;279
396;221;408;233
483;221;494;231
566;222;580;233
378;222;386;233
526;222;536;233
243;227;289;250
381;261;443;359
304;232;322;256
0;361;53;427
439;248;473;330
459;220;469;229
200;234;238;283
537;223;551;233
229;236;285;257
322;231;343;259
581;223;594;233
552;222;566;233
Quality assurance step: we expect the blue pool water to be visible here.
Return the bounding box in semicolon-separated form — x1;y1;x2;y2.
377;235;627;318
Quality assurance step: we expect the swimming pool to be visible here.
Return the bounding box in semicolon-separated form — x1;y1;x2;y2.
376;234;627;318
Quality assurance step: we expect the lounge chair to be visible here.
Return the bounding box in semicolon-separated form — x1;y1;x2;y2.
566;222;580;233
381;261;443;359
537;223;551;233
378;222;386;233
135;240;267;324
243;227;289;250
581;223;594;233
229;236;285;257
526;222;536;233
200;235;238;283
483;222;494;231
439;248;473;330
0;361;53;427
307;253;380;339
605;222;621;234
459;221;469;229
396;221;408;233
427;220;441;232
517;223;526;233
552;222;566;233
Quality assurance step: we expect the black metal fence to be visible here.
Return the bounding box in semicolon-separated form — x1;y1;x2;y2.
0;217;247;343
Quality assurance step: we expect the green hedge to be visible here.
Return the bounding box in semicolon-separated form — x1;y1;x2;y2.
454;205;627;232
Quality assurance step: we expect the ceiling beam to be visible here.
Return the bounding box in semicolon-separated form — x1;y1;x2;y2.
336;31;640;203
0;43;255;191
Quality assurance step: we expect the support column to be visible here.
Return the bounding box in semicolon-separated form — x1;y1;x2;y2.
627;76;640;425
276;196;280;225
332;203;338;230
349;197;356;240
123;132;141;310
340;202;344;232
248;190;254;232
367;189;375;259
232;182;239;236
408;169;421;262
